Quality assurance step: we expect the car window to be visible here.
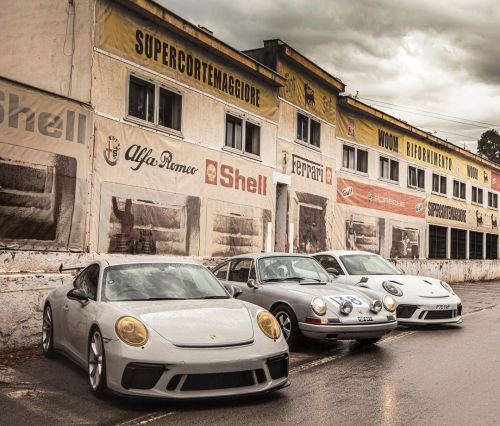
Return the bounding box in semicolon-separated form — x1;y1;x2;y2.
340;254;402;275
258;256;330;282
214;263;229;280
228;259;252;282
81;264;99;301
315;255;345;275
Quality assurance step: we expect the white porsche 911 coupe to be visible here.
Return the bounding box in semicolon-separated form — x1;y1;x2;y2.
42;257;289;399
313;251;462;325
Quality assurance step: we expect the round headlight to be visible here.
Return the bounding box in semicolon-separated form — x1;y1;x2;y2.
382;281;403;297
115;316;148;347
339;301;353;315
440;280;455;295
370;300;383;313
383;295;396;312
257;311;281;340
311;297;327;316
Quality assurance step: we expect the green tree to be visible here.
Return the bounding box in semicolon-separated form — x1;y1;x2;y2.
478;129;500;164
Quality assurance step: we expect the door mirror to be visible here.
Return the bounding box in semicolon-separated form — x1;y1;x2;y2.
326;267;339;276
247;279;259;289
67;288;89;305
359;276;369;283
226;285;243;298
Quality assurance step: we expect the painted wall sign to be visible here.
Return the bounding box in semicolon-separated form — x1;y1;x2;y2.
427;201;466;223
336;177;425;218
277;59;336;124
292;154;323;182
492;171;500;191
95;0;278;119
205;159;267;195
378;129;399;153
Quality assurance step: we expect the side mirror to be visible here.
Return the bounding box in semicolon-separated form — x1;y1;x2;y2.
359;276;369;283
247;279;259;289
67;288;89;305
229;285;243;298
326;267;339;276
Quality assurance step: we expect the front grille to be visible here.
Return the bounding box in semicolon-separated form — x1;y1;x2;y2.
180;370;255;391
121;363;165;390
425;310;454;320
266;354;289;380
396;304;418;319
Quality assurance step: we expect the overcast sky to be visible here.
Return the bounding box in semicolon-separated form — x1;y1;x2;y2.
159;0;500;152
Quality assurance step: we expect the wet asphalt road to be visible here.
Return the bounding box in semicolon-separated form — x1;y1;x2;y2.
1;281;500;425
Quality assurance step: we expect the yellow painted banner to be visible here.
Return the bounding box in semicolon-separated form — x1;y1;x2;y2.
338;109;492;185
95;0;278;120
277;60;336;124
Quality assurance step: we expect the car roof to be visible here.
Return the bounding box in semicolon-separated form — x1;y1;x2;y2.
227;252;314;261
313;250;378;257
84;255;201;268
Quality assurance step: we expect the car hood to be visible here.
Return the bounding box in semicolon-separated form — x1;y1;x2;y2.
358;275;452;298
270;282;374;301
115;299;255;347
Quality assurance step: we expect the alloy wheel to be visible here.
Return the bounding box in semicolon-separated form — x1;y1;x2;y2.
88;330;103;390
275;311;292;341
42;306;52;353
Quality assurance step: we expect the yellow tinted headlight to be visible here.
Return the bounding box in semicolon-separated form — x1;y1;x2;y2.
383;295;397;312
115;316;148;347
257;311;281;340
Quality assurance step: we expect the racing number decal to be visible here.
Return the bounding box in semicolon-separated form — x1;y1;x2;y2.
329;295;365;306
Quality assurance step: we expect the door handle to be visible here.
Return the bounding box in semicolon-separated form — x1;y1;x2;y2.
63;304;69;311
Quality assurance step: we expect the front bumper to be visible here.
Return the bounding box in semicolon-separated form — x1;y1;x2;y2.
103;339;289;399
298;320;397;341
396;302;462;325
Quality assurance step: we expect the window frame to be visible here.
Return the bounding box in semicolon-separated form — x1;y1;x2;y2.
431;172;447;196
295;110;321;150
379;154;399;184
125;72;184;136
407;165;425;191
452;179;466;201
342;143;368;175
487;191;498;209
223;111;262;159
471;185;484;206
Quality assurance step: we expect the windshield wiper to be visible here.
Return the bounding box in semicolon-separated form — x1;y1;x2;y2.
143;297;187;300
193;295;230;299
262;276;322;283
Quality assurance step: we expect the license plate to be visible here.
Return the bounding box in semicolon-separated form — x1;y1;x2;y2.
435;304;452;310
357;316;373;322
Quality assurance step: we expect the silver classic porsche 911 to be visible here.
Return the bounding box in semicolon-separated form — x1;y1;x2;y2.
213;253;398;347
42;257;289;399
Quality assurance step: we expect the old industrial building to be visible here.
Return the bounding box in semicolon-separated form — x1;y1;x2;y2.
1;0;499;349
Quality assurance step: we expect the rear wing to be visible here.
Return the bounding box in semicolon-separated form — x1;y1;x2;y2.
59;263;87;274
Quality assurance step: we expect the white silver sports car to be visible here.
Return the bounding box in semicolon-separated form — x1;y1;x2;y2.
42;257;289;399
313;250;462;325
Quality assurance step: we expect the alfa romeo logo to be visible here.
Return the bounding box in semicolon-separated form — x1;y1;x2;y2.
104;135;120;166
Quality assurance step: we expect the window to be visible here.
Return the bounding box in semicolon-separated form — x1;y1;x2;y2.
342;145;368;173
225;114;260;156
450;228;466;259
75;264;99;301
488;191;498;209
428;225;447;259
314;255;345;275
453;180;466;200
296;112;321;148
408;165;425;190
472;186;483;204
486;234;498;259
228;259;252;282
127;74;182;132
432;173;447;195
469;231;483;259
380;156;399;182
214;263;229;280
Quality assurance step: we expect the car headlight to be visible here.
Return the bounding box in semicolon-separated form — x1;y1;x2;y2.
382;281;403;297
257;311;281;340
339;301;353;315
115;316;148;347
383;295;396;312
370;300;382;313
440;280;455;295
311;297;327;316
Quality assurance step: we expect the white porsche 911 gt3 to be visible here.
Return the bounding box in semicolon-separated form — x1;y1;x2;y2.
313;251;462;325
42;257;289;399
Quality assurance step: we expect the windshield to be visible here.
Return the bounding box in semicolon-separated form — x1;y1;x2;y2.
102;263;229;301
340;254;403;275
258;256;330;282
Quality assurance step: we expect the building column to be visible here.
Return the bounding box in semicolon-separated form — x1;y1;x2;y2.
465;230;470;259
483;232;487;260
446;226;451;259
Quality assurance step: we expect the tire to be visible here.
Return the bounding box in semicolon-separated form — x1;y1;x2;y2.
42;304;56;358
88;328;107;398
272;305;301;348
356;337;382;346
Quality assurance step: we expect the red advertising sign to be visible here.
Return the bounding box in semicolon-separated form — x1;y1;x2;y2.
336;177;425;218
205;159;267;195
492;171;500;191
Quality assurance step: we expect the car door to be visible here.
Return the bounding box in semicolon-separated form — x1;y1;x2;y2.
64;264;100;365
226;259;262;305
